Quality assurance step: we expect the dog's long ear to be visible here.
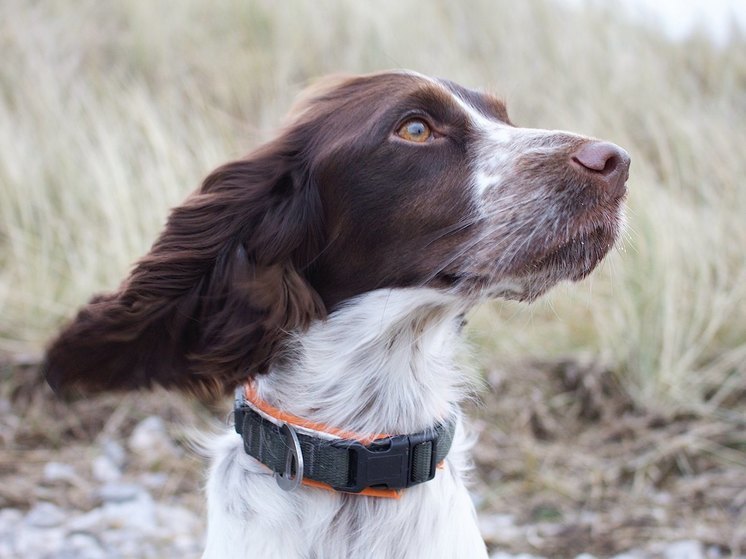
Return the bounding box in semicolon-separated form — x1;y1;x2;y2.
44;135;326;398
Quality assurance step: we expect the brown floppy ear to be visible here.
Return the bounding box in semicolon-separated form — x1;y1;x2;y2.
44;137;326;399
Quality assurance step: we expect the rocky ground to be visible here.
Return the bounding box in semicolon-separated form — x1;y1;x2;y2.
1;360;744;558
0;411;207;558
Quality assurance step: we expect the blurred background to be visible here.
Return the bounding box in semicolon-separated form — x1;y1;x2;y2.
1;0;744;557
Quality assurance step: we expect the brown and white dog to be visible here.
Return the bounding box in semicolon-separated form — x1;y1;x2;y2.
45;71;629;558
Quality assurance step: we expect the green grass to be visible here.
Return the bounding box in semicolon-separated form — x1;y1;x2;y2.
1;0;744;423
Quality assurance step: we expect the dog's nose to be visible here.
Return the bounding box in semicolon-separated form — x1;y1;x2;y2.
571;141;630;199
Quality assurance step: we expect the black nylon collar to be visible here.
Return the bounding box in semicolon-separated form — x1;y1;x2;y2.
234;389;456;495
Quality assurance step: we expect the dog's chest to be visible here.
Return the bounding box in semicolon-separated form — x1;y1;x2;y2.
203;432;488;559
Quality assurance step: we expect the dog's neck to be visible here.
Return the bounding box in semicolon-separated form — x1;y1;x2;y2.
254;288;475;436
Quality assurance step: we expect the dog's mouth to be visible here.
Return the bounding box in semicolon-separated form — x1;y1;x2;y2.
434;271;522;299
435;221;620;300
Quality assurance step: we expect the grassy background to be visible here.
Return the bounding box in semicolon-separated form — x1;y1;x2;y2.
2;0;744;421
1;0;745;554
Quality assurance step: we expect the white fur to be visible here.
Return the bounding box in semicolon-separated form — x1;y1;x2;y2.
445;85;587;199
202;288;488;559
472;125;585;201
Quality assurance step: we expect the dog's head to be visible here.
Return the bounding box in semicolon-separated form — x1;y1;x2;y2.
44;71;629;397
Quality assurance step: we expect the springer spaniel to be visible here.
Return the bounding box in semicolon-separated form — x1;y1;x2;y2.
45;71;629;558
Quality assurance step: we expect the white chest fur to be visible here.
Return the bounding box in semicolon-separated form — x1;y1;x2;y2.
202;288;488;559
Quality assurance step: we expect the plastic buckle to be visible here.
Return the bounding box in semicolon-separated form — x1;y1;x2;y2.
331;430;438;493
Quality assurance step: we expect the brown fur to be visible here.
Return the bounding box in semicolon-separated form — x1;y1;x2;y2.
45;137;326;397
44;71;628;399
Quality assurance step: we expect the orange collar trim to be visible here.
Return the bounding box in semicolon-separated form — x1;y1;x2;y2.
243;382;390;444
242;382;402;499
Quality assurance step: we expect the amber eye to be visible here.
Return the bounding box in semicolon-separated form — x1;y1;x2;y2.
396;119;432;143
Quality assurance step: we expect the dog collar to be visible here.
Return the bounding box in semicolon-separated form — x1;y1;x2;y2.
234;383;455;499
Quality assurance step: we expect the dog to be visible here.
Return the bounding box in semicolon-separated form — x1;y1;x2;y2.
44;70;629;558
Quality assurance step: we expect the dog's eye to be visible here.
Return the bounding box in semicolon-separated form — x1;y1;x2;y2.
397;119;432;143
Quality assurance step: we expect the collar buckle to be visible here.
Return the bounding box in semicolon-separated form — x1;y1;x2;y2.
330;429;439;493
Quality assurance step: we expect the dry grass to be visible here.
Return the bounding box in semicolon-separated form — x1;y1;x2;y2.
2;0;744;416
0;0;745;554
470;359;746;556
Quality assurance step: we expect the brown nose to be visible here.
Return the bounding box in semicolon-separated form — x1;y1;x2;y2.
571;141;630;199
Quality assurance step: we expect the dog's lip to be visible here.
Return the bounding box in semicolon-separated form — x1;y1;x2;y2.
434;217;619;292
434;272;478;288
434;271;489;292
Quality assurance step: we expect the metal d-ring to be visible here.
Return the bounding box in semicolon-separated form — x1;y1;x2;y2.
274;422;304;492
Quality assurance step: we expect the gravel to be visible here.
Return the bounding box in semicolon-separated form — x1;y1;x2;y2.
2;449;737;559
2;496;731;559
3;383;742;559
1;491;204;558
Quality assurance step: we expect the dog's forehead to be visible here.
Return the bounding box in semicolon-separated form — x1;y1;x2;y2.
297;71;509;128
434;78;510;124
374;72;510;124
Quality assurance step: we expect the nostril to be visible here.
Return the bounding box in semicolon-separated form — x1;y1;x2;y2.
571;153;621;176
572;141;630;177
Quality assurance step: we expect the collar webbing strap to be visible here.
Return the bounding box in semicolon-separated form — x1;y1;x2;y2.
234;388;456;498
